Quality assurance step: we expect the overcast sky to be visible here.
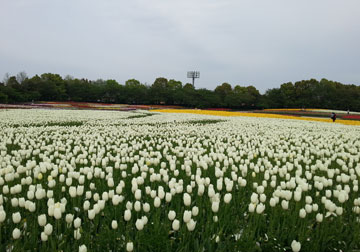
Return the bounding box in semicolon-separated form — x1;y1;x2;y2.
1;0;359;93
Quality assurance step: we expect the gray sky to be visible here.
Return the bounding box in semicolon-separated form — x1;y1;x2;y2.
1;0;360;93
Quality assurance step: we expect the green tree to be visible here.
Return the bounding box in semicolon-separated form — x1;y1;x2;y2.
215;83;232;106
150;77;168;104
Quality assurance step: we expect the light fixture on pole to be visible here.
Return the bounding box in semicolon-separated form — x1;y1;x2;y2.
187;71;200;87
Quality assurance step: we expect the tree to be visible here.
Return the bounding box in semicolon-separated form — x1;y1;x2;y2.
125;79;141;87
215;83;232;106
150;77;169;104
16;71;28;84
39;73;67;101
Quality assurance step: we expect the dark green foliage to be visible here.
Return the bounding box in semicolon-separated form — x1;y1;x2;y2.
186;119;225;125
127;113;154;119
1;72;360;111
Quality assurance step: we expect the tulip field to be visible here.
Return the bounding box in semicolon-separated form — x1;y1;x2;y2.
1;109;360;252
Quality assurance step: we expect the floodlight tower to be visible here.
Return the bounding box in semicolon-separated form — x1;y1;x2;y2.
187;71;200;87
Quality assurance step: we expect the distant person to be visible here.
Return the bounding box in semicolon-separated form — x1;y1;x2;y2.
347;109;350;115
331;112;336;122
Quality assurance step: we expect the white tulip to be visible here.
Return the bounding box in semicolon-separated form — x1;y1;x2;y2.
79;244;87;252
44;223;53;236
211;201;219;213
143;203;150;213
316;213;323;222
183;210;192;223
134;201;141;212
111;220;118;229
124;209;131;221
74;228;81;240
154;197;161;208
299;208;306;218
12;212;21;224
126;242;134;252
256;203;265;214
172;219;180;231
38;214;47;227
69;186;77;198
12;228;21;239
134;189;142;200
11;198;19;207
74;217;81;228
65;214;74;224
88;209;96;220
183;193;191;206
281;200;289;210
291;240;301;252
269;198;276;207
54;207;62;219
168;210;176;221
83;200;90;211
186;219;196;231
248;203;255;213
165;192;172;202
41;232;48;241
135;219;144;230
305;204;312;214
192;206;199;216
0;210;6;223
224;193;232;204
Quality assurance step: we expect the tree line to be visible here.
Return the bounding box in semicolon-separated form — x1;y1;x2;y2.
0;72;359;111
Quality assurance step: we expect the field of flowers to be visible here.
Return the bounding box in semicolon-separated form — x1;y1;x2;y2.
1;109;360;252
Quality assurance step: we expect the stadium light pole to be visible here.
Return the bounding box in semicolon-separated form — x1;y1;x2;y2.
187;71;200;88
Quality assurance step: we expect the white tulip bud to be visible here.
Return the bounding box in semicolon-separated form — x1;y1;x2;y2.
172;219;180;231
126;242;134;252
124;209;131;221
165;192;172;202
11;198;19;207
0;210;6;223
74;228;81;240
111;220;118;229
168;210;176;221
79;244;87;252
12;228;21;239
88;209;96;220
134;201;141;212
65;214;74;224
38;214;47;226
183;210;192;223
192;206;199;216
154;197;161;208
183;193;191;206
54;207;61;220
186;219;196;231
316;213;323;222
248;203;255;213
135;189;142;200
143;203;150;213
12;212;21;224
299;208;306;218
69;186;77;198
256;203;265;214
281;200;289;210
41;232;48;241
83;200;90;211
211;201;219;213
291;240;301;252
135;219;144;230
44;223;53;235
269;198;276;207
224;193;232;204
74;217;81;229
